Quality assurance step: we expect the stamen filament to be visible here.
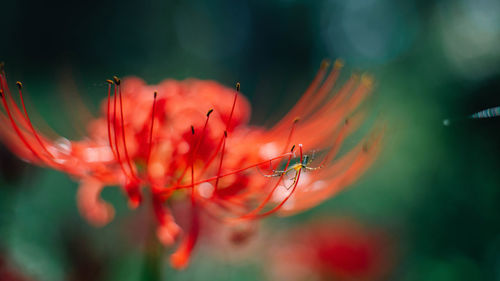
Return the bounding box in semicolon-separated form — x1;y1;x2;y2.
117;79;138;180
162;152;292;194
106;80;118;161
16;82;56;159
146;91;157;169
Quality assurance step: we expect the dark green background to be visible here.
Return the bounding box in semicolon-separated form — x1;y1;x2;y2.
1;0;500;280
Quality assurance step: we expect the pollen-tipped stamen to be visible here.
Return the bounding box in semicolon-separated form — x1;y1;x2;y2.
111;79;132;180
233;144;301;221
316;119;351;169
200;84;239;175
300;59;343;117
146;91;157;171
271;59;336;132
106;79;118;161
116;76;138;181
175;108;214;186
163;152;293;195
16;81;55;159
0;87;45;162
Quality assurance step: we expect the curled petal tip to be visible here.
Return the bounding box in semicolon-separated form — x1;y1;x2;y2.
157;222;181;246
170;253;190;270
157;227;176;246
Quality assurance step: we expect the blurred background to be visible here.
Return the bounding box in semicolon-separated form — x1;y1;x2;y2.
1;0;500;280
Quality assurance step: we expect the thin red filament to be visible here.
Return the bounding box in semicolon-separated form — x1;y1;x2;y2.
112;82;131;180
238;144;303;220
235;145;296;220
175;108;214;185
161;152;292;196
146;91;157;170
106;80;118;161
16;82;55;159
213;130;228;191
117;81;138;180
0;88;44;162
200;85;239;175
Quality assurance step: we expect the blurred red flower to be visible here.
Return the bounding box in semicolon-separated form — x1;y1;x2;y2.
0;254;35;281
267;218;395;281
0;60;381;269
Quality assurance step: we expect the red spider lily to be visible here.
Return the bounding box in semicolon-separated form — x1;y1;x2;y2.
0;60;382;269
267;218;395;281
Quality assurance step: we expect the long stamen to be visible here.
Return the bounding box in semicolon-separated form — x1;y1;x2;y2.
16;81;55;159
175;108;214;185
106;80;118;160
236;144;303;220
299;60;343;117
271;59;332;132
283;118;299;152
170;126;200;269
112;78;130;179
317;119;350;168
213;130;228;191
0;65;29;125
234;145;296;219
162;152;292;195
115;76;138;180
0;88;44;162
226;82;239;129
0;68;49;164
190;125;196;190
200;83;239;174
146;91;157;169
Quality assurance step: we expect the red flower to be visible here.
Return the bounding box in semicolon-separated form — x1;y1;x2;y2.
0;60;381;269
267;218;395;281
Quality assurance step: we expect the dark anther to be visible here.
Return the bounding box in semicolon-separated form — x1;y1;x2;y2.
15;81;23;89
191;125;195;135
113;76;121;85
362;143;369;153
236;82;240;92
154;91;157;98
291;144;296;152
106;79;114;85
321;59;330;69
224;130;228;138
207;108;214;117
